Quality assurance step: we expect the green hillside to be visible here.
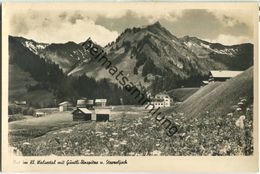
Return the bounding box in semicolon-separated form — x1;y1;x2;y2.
9;64;38;100
176;67;253;118
167;87;199;102
9;64;55;107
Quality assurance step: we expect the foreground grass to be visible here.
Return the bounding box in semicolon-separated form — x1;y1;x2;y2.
9;112;79;143
9;100;253;156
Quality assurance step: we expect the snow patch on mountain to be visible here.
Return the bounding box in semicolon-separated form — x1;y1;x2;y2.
23;41;49;55
200;43;237;56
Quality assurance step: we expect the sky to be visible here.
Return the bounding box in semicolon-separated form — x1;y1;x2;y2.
9;4;255;46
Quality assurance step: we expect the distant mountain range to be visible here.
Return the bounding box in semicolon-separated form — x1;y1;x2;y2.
9;21;253;105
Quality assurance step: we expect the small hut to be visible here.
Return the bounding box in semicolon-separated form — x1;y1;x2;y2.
58;101;72;112
14;101;27;105
86;99;94;110
95;99;107;107
35;111;45;117
72;108;92;121
94;109;110;122
201;80;209;86
76;99;86;108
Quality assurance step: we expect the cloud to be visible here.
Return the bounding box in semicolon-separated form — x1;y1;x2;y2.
94;9;253;45
222;15;238;27
161;9;221;38
68;12;84;24
206;34;251;45
95;10;150;33
9;6;254;46
208;9;254;29
88;6;184;21
10;11;119;46
58;12;67;20
95;9;184;33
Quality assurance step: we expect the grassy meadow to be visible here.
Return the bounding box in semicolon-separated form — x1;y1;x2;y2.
9;68;254;156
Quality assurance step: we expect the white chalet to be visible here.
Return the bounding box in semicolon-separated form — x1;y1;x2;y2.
149;93;172;108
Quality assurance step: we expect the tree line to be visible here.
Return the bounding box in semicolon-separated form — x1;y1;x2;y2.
9;37;140;107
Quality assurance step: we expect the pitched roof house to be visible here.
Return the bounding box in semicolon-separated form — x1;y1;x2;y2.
76;99;86;108
58;101;72;112
95;99;107;107
209;70;243;82
72;108;92;121
93;109;110;121
72;107;111;122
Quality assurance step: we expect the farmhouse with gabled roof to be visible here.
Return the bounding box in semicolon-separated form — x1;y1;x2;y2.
72;108;92;121
209;70;243;82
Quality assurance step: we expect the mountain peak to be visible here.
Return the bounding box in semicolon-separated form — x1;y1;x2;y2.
181;35;210;45
153;21;161;26
149;21;162;28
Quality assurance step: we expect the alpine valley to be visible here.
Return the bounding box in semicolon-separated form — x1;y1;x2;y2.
9;21;253;106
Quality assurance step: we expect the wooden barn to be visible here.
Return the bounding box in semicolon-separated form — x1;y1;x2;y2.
72;108;92;121
76;99;86;108
209;70;243;82
201;80;209;86
93;109;110;122
14;100;27;105
58;101;72;112
86;99;94;110
95;99;107;107
35;111;45;117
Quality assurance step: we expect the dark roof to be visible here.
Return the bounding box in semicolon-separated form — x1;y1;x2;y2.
152;98;164;102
